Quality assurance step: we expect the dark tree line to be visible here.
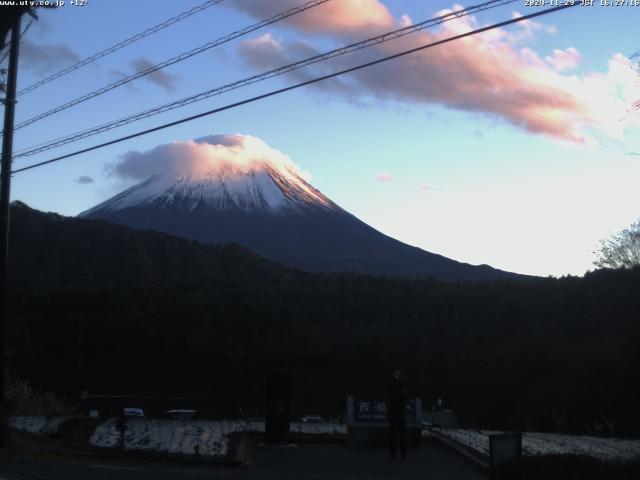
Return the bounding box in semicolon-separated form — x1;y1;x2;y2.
6;203;640;435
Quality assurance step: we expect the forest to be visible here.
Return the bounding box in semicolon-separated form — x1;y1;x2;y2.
7;202;640;435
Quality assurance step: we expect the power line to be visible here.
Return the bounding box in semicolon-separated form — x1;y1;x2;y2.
14;0;518;159
15;0;225;96
12;3;577;175
10;0;331;132
15;0;515;157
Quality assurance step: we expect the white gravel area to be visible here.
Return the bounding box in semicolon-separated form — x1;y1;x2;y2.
89;419;346;457
10;415;346;459
12;414;638;462
9;416;68;435
90;419;232;457
431;427;640;462
290;421;346;435
232;420;346;435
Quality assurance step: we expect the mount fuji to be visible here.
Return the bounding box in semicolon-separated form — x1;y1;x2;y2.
79;135;519;281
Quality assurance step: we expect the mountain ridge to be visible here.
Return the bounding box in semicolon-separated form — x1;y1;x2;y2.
9;200;290;290
79;135;526;282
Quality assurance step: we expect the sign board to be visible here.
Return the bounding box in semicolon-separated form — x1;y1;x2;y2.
353;399;388;422
347;396;422;426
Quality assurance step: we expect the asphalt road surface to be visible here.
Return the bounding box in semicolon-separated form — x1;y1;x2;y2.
0;443;488;480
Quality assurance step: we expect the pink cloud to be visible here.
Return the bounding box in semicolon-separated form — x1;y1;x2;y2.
420;185;432;191
236;3;640;143
545;47;582;72
510;11;557;39
375;173;393;182
109;134;312;182
238;33;286;71
229;0;394;36
238;33;319;72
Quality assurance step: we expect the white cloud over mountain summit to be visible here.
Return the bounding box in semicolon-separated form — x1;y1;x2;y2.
107;134;312;183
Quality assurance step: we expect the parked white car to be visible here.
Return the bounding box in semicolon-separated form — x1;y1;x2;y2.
301;415;326;423
164;409;197;419
123;407;145;417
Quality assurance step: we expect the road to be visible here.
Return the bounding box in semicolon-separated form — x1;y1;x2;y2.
0;443;488;479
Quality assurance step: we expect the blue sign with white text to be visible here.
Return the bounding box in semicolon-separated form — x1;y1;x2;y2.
353;398;417;423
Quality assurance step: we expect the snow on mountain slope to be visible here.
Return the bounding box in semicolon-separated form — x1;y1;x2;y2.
80;138;338;217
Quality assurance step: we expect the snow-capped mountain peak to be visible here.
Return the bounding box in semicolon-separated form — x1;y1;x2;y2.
80;160;339;217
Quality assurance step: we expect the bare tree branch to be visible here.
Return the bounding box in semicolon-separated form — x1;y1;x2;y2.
594;220;640;269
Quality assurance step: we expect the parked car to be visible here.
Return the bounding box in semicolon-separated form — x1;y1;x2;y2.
123;407;145;417
164;409;197;419
301;415;326;423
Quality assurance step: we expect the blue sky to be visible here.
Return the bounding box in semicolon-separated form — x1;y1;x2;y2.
2;0;640;277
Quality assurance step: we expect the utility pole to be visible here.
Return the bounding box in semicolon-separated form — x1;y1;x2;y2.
0;13;22;449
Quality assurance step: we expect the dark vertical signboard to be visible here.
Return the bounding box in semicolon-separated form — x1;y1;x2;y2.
265;372;291;444
489;432;522;480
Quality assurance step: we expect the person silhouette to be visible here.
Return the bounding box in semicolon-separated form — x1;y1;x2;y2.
388;369;408;461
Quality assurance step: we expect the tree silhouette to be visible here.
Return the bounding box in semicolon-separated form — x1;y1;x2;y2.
594;219;640;269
